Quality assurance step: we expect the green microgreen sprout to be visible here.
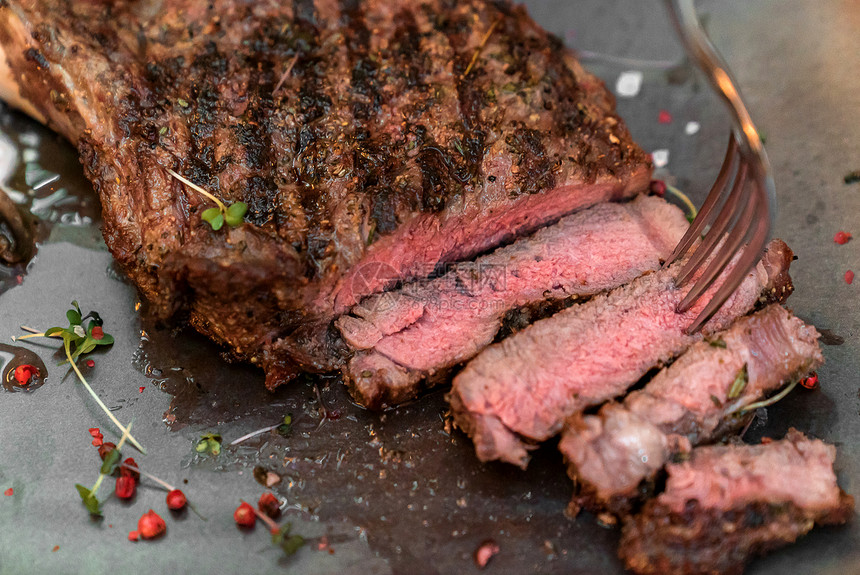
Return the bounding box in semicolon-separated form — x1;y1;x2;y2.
664;183;698;223
76;420;133;516
196;433;222;456
240;499;306;557
734;378;800;415
272;522;306;557
14;302;145;453
276;413;293;437
166;169;248;231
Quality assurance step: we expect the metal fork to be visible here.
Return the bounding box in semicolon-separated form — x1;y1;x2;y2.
662;0;777;334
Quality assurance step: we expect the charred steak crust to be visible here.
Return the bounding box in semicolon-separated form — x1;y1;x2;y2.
621;495;855;575
0;0;651;384
619;430;855;575
337;195;690;410
561;304;823;516
449;239;793;468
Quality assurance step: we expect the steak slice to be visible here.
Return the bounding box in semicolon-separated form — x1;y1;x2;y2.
619;430;855;575
0;0;651;387
560;304;823;515
337;195;689;409
448;239;794;468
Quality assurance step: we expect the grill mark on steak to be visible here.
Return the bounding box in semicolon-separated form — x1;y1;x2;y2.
337;195;690;409
619;430;855;575
292;0;336;270
392;10;423;90
0;0;653;385
448;5;489;186
448;240;794;469
341;0;379;122
560;305;823;516
506;127;554;196
294;0;325;123
492;8;556;195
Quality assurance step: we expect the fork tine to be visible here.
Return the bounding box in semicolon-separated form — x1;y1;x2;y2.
663;135;738;268
664;0;776;333
685;197;770;333
677;187;758;314
675;162;749;287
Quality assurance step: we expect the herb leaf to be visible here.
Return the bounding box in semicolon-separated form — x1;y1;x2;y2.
67;308;82;326
225;202;248;227
727;364;749;400
201;207;221;223
281;535;305;555
78;340;97;357
276;413;293;437
272;522;305;556
100;448;121;475
196;433;222;456
75;484;102;516
209;213;224;231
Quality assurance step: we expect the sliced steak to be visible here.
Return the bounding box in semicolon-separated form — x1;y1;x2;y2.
448;240;794;468
0;0;651;387
619;430;855;575
338;195;689;409
560;304;823;515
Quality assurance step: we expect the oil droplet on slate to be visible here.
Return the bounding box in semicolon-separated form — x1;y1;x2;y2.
0;343;48;392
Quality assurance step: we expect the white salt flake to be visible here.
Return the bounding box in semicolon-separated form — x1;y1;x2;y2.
685;121;701;136
615;71;643;97
651;149;669;168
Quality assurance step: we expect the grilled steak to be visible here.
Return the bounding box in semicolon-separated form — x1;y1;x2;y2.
619;430;855;575
560;305;823;515
338;195;689;409
0;0;651;386
448;240;794;468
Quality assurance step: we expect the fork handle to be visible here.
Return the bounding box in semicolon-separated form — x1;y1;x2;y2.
663;0;776;227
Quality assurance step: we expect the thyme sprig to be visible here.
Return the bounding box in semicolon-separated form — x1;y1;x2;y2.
166;169;248;230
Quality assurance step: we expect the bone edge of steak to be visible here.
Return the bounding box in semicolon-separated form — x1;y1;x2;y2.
618;431;855;575
338;196;689;410
0;42;45;123
449;239;794;469
560;304;823;516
